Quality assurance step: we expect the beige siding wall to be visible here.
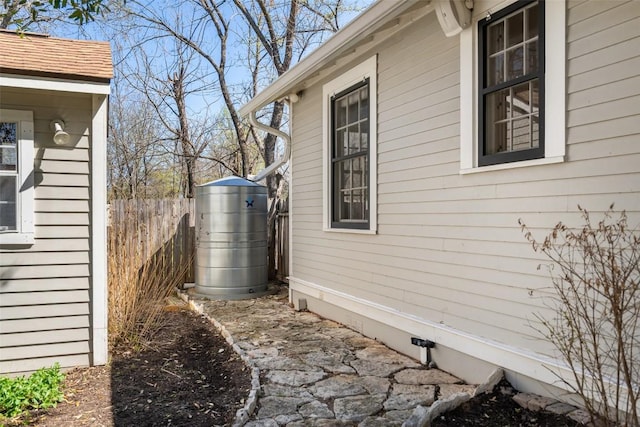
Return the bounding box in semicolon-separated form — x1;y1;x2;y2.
0;88;92;375
290;1;640;359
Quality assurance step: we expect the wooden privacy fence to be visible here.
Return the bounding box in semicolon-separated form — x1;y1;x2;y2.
108;199;196;284
108;198;290;286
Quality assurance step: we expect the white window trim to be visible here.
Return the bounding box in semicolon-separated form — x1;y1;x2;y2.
322;55;378;233
0;109;34;245
459;0;566;174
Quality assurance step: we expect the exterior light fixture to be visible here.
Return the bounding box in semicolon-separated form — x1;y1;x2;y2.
50;120;71;146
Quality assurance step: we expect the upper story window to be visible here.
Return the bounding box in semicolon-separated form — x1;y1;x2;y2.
331;80;370;229
322;55;377;233
479;0;544;166
0;109;34;245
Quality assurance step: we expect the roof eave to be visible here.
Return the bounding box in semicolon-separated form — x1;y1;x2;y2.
239;0;424;117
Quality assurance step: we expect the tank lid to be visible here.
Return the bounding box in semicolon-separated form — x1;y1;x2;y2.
199;176;263;187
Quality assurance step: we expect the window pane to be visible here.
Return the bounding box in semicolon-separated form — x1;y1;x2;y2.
336;98;347;128
487;121;509;154
359;88;369;119
488;53;504;86
340;190;350;221
532;115;540;148
350;189;364;220
335;128;347;157
512;83;530;117
531;79;539;112
348;92;359;123
0;122;17;145
339;160;350;190
0;176;17;231
511;117;531;151
0;147;17;171
506;11;523;47
487;88;510;121
526;4;538;39
352;158;362;188
526;41;538;74
0;122;17;172
360;119;369;151
348;125;360;154
486;89;510;154
363;188;369;220
488;21;504;55
506;46;524;80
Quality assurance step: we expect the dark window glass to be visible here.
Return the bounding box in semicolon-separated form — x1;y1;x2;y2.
479;1;544;166
331;80;369;229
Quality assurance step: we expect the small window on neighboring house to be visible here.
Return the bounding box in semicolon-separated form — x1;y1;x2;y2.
331;80;370;229
322;55;377;233
478;0;544;166
0;109;34;245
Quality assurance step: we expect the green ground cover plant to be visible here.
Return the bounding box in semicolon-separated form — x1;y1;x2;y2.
0;363;65;419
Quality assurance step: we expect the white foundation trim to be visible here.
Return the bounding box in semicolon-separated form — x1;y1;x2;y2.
289;276;573;392
90;94;109;365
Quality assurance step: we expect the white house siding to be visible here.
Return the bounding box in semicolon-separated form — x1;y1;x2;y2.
289;0;640;379
0;88;93;375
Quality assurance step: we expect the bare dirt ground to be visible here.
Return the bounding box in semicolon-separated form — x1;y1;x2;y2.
432;379;581;427
4;304;585;427
7;306;250;427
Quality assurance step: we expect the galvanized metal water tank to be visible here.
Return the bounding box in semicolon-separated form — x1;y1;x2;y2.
194;176;268;299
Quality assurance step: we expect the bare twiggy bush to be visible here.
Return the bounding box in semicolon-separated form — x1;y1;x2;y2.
108;210;192;350
520;206;640;426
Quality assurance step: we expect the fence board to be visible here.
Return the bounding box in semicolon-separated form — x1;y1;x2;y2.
108;199;196;284
109;198;288;285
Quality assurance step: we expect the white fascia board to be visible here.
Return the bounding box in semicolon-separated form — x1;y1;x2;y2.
239;0;419;117
0;73;110;95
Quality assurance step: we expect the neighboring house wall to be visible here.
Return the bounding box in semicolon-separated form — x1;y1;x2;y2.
288;0;640;392
0;88;95;375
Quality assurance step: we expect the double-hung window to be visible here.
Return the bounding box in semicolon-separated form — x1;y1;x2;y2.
331;81;370;229
322;55;377;233
0;109;34;245
479;0;544;166
460;0;564;172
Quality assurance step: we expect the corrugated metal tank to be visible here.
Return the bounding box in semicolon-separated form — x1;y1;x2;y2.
194;176;268;299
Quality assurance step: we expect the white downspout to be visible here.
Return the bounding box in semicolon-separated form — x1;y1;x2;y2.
248;94;297;182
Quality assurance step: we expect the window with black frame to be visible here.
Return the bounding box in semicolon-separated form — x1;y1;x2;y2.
479;0;544;166
331;79;369;229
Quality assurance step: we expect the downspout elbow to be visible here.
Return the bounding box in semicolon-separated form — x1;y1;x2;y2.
248;104;292;183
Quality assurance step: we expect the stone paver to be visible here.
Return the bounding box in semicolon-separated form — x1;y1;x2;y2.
184;286;477;426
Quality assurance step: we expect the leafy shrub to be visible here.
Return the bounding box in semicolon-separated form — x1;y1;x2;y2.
0;363;65;418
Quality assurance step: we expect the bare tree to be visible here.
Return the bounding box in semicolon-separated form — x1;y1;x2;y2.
109;0;366;276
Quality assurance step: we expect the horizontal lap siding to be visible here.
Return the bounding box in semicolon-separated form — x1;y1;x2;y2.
291;2;640;359
0;88;92;375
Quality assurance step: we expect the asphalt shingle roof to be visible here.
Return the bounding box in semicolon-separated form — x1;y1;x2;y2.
0;30;112;82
